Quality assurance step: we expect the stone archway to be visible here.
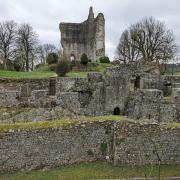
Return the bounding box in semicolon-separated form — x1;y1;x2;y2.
70;53;75;62
134;76;141;89
113;107;120;115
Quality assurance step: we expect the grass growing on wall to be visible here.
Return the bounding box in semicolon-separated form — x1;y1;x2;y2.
160;122;180;129
0;115;131;132
0;162;180;180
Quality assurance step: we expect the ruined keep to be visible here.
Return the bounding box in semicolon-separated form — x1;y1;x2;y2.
59;7;105;61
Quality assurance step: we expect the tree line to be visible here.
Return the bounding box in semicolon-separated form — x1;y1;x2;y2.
0;20;61;71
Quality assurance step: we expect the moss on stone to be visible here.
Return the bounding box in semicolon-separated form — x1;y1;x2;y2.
0;115;131;133
160;123;180;129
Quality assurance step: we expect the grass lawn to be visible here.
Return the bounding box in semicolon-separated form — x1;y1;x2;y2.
0;65;56;79
0;162;179;180
0;63;113;79
66;71;89;78
66;63;113;78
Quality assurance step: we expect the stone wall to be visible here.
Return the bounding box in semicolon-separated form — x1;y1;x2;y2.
0;120;179;172
129;88;180;123
0;67;180;123
0;121;113;172
114;122;180;165
141;75;180;96
0;78;50;108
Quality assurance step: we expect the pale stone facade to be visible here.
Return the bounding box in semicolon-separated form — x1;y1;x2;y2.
59;7;105;62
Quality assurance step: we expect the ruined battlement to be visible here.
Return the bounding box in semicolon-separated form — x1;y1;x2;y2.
59;7;105;61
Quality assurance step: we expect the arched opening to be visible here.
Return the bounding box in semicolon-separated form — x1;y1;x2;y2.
70;53;75;64
134;76;141;89
48;77;56;96
113;107;120;115
164;81;172;96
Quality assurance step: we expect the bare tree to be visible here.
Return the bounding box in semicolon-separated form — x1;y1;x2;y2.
117;29;140;64
43;43;57;63
117;17;177;66
37;45;45;64
0;20;17;69
16;23;39;71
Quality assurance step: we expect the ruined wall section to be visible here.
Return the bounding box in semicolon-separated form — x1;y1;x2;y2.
0;120;179;172
59;7;105;61
104;66;132;115
114;122;180;165
60;22;90;61
94;13;105;60
0;121;113;172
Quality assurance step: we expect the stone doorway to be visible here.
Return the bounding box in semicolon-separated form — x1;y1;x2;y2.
113;107;120;115
48;77;56;96
134;76;141;89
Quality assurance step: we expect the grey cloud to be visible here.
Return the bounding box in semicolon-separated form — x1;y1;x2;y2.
0;0;179;58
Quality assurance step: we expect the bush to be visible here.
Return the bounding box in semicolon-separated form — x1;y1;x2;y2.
7;60;15;71
0;63;3;70
47;53;58;65
35;63;45;70
49;64;57;71
99;56;110;63
55;61;70;77
81;53;89;66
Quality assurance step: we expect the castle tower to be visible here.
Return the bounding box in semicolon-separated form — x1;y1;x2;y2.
60;7;105;62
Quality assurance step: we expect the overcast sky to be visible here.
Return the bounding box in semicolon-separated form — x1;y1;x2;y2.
0;0;180;58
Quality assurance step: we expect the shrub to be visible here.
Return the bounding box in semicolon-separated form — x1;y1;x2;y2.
35;63;45;69
49;64;57;71
100;143;107;156
7;60;15;71
47;53;58;65
0;63;3;70
55;61;70;77
99;56;110;63
81;53;89;66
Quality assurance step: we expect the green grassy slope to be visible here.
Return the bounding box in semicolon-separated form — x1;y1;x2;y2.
0;63;113;79
0;65;56;79
0;162;179;180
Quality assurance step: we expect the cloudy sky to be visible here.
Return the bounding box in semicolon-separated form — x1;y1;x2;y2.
0;0;180;58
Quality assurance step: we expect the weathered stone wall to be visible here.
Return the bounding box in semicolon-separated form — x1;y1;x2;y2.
128;89;180;123
141;75;180;96
0;120;179;172
104;66;131;115
0;78;49;92
0;67;180;123
0;121;113;172
114;122;180;165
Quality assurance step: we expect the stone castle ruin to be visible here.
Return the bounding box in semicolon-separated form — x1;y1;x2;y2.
0;67;180;172
60;7;105;61
0;8;180;173
0;66;180;123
